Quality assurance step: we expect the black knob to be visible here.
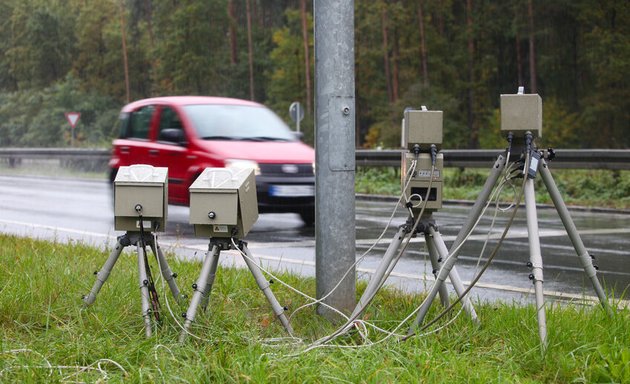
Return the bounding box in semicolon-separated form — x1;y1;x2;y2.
143;279;148;285
528;274;534;280
192;283;198;290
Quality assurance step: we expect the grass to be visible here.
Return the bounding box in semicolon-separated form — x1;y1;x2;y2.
1;234;629;383
0;159;108;180
356;167;630;210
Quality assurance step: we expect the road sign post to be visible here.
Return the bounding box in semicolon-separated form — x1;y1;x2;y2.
65;112;81;147
289;101;304;133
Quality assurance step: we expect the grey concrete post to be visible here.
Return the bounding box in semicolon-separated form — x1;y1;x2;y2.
314;0;356;318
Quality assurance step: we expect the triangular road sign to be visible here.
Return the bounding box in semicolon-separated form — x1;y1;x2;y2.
65;112;81;128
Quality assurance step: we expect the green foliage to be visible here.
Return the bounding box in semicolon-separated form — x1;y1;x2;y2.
3;0;75;90
355;167;630;209
266;7;315;145
355;166;401;195
73;0;128;100
0;75;119;147
0;0;628;148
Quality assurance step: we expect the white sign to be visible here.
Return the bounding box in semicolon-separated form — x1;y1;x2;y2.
289;102;304;123
65;112;81;128
289;102;304;133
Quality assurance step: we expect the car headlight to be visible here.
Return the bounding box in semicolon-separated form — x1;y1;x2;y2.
225;159;260;175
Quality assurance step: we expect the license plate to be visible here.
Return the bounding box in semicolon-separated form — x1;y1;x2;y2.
269;185;314;197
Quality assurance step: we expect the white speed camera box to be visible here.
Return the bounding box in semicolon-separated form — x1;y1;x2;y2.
403;109;443;150
114;165;168;232
189;168;258;238
500;93;542;138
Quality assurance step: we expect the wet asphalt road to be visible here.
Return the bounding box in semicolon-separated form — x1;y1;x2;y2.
1;174;629;305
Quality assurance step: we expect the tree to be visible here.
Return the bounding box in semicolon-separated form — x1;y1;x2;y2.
417;0;429;86
266;7;314;143
527;0;537;93
5;1;74;90
300;0;312;114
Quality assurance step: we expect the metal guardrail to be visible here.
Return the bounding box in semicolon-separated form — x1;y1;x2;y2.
356;149;630;170
0;148;629;170
0;148;111;160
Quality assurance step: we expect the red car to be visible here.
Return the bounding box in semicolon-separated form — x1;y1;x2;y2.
109;96;315;225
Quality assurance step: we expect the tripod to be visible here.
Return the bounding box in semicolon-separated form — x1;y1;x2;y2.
351;212;479;324
179;238;294;342
83;231;182;337
407;147;612;346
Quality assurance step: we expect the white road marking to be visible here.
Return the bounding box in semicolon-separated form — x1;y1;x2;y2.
1;217;628;309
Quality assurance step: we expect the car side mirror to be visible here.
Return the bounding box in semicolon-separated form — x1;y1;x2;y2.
292;131;304;141
159;128;187;146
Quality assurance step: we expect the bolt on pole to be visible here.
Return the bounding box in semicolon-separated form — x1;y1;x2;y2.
314;0;356;319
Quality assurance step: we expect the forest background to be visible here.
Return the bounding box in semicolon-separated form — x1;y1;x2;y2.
0;0;627;150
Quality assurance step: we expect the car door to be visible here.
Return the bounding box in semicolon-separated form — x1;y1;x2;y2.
150;105;194;205
116;105;156;167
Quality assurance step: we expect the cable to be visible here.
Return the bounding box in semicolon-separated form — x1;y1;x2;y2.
268;150;520;355
287;159;419;321
299;160;438;350
151;232;214;342
0;349;127;382
334;149;518;346
230;238;350;321
402;150;530;341
139;219;161;324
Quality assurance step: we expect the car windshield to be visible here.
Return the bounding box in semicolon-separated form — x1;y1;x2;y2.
183;104;296;142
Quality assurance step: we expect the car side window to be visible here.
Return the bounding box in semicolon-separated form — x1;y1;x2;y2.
158;107;183;130
157;106;185;143
127;106;154;139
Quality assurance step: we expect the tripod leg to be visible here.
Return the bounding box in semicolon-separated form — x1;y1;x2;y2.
200;245;221;311
425;235;450;308
82;236;127;306
179;244;221;342
430;228;479;324
406;156;504;335
137;243;153;338
351;225;408;319
450;154;506;257
240;244;294;336
539;160;612;315
524;178;547;347
151;241;182;304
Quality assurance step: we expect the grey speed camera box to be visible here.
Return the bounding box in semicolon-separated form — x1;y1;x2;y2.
114;165;168;232
403;152;443;210
403;109;443;151
500;93;542;138
189;168;258;238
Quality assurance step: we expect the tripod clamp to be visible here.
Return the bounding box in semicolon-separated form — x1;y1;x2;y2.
412;217;437;236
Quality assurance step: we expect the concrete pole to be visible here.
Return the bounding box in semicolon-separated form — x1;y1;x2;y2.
314;0;356;318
